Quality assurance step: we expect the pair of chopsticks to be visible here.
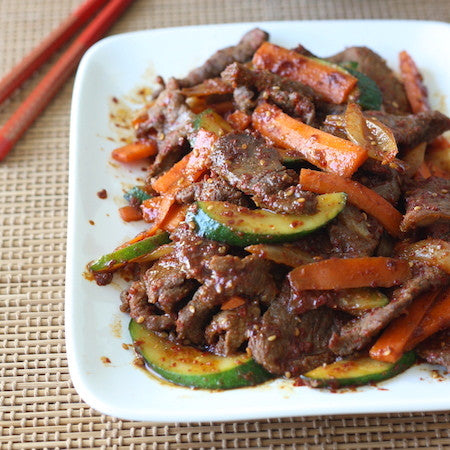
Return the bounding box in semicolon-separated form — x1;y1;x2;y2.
0;0;135;161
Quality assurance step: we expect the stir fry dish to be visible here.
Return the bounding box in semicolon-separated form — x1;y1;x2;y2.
89;28;450;390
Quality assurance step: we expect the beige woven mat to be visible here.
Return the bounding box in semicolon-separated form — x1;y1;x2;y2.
1;0;449;448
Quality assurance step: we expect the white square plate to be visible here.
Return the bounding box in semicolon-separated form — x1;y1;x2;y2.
66;20;450;421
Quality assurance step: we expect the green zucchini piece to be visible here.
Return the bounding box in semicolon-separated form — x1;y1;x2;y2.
129;320;272;389
89;231;170;273
301;352;416;388
344;66;383;111
124;186;152;205
189;193;347;246
193;108;233;135
335;288;389;316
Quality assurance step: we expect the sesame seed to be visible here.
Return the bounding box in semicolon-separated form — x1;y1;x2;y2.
122;343;130;350
413;206;422;211
285;371;291;379
441;189;448;194
136;316;145;324
188;221;196;230
268;335;277;342
242;143;248;149
273;85;280;91
296;197;306;203
259;159;265;166
294;328;300;336
285;186;295;196
246;347;252;357
189;305;196;313
158;132;165;140
392;101;399;108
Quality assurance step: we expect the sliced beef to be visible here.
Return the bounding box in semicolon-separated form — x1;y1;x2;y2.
142;256;196;315
176;255;277;344
211;132;317;214
401;177;450;232
205;302;261;356
367;110;450;149
169;224;228;282
248;283;340;376
221;62;316;123
233;86;256;113
137;79;195;176
417;328;450;371
120;281;174;332
329;261;449;356
329;204;383;257
425;221;450;242
356;158;402;205
176;28;268;87
328;46;410;114
174;175;249;206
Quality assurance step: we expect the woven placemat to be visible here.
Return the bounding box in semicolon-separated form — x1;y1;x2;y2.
1;0;449;448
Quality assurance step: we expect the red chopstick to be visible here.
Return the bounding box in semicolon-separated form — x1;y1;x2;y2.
0;0;109;106
0;0;135;162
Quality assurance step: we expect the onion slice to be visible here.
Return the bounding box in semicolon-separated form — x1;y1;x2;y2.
396;238;450;274
344;103;399;166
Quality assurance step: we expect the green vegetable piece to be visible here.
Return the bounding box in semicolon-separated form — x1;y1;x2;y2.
124;186;152;205
89;231;170;273
335;288;389;315
129;320;272;389
189;193;347;247
193;108;233;135
301;352;416;388
343;65;383;110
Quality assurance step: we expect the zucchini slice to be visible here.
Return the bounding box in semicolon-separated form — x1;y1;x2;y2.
335;288;389;316
129;320;272;389
301;352;416;388
89;231;170;273
344;66;383;111
189;193;347;246
193;108;233;135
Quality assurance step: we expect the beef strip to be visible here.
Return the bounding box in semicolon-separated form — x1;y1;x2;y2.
211;132;317;214
355;158;402;205
417;328;450;371
233;86;256;112
176;255;277;344
176;28;268;87
137;79;195;177
367;110;450;149
174;174;249;206
401;177;450;232
205;302;261;356
221;62;316;123
328;46;410;114
142;256;197;315
120;281;175;332
169;224;228;282
329;261;449;356
248;283;341;376
328;204;383;257
425;221;450;242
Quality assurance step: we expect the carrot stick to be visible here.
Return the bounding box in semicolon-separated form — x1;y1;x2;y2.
252;42;358;104
252;103;367;178
227;110;251;131
399;50;430;114
288;257;411;291
406;286;450;350
160;204;188;232
299;168;403;238
118;205;143;222
151;130;215;194
111;140;157;163
369;289;440;363
181;78;233;97
221;296;246;311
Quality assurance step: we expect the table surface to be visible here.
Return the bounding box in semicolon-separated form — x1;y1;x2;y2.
1;0;449;448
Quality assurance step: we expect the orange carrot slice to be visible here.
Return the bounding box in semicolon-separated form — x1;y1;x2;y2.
299;168;403;238
221;296;246;311
370;289;440;363
118;205;143;222
111;140;157;163
406;287;450;350
252;42;358;103
288;257;411;291
181;78;233;97
252;103;367;178
399;50;430;114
